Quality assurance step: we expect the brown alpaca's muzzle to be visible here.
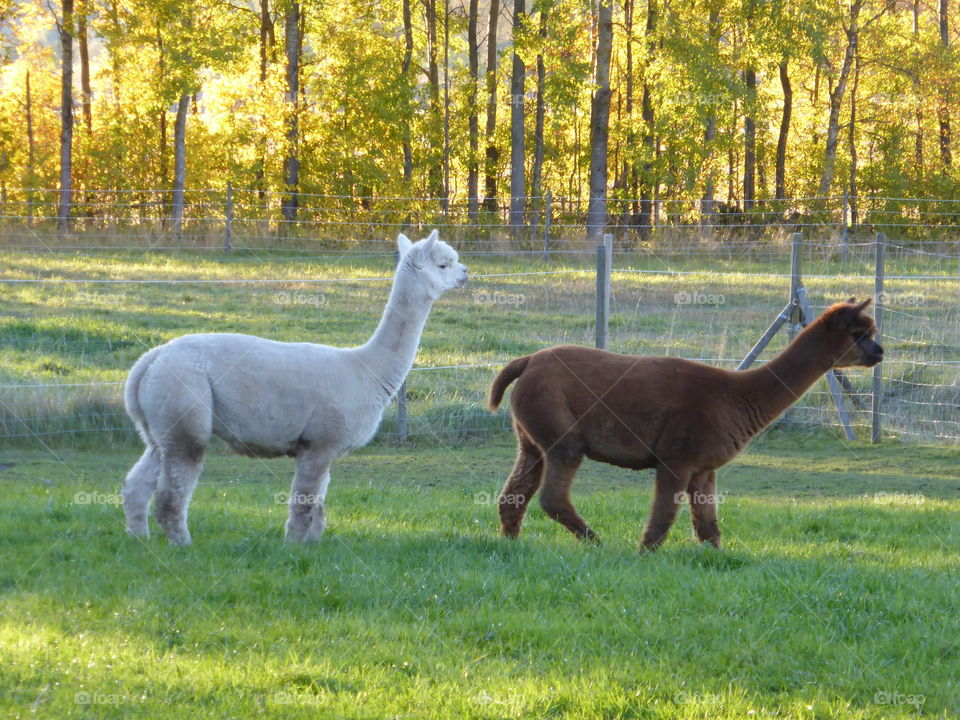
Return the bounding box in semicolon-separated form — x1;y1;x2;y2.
860;338;884;367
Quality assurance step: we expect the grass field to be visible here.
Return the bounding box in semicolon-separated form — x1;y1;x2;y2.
1;434;959;718
2;241;958;444
1;240;959;717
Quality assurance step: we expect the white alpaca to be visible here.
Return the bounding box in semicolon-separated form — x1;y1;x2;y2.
121;230;467;545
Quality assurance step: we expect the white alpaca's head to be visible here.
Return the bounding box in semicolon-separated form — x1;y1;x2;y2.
397;229;468;300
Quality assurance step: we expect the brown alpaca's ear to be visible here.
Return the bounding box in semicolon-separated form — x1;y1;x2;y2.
847;296;857;303
836;297;873;326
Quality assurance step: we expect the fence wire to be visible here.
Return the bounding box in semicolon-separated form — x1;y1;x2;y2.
0;197;957;448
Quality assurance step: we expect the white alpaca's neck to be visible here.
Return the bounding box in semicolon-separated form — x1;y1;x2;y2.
353;265;434;402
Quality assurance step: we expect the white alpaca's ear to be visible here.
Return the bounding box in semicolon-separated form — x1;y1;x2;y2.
397;233;413;256
421;229;438;254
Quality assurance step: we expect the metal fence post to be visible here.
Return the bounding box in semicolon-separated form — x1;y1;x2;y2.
225;181;233;252
543;189;552;262
595;233;612;349
394;250;408;442
841;189;848;266
787;232;803;342
872;232;886;444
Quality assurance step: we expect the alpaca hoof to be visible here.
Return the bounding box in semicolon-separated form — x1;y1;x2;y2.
125;524;150;541
166;533;191;547
580;528;602;545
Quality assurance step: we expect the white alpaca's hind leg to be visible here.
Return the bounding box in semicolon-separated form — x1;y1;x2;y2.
122;447;161;539
285;450;333;544
155;446;205;546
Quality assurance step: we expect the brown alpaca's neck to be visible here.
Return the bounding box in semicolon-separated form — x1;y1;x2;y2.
738;323;835;432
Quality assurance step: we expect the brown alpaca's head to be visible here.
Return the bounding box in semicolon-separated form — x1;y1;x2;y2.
819;297;884;368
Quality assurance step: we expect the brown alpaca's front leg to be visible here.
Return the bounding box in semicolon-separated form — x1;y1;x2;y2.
688;469;721;548
498;433;545;538
538;448;600;544
640;465;691;551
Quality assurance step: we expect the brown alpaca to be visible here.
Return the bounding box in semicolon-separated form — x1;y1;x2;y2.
488;299;883;550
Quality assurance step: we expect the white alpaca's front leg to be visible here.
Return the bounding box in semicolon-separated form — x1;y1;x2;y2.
285;451;333;544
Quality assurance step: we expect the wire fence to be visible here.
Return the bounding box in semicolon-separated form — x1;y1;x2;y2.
7;188;960;250
0;193;958;449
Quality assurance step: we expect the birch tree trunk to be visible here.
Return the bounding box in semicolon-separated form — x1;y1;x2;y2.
483;0;499;211
817;0;862;198
171;93;189;237
282;1;301;226
58;0;74;238
508;0;526;236
586;0;614;241
467;0;480;220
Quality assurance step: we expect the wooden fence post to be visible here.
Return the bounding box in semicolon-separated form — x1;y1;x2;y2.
872;232;886;444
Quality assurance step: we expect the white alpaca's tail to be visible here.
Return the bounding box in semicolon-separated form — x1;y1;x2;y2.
124;346;162;445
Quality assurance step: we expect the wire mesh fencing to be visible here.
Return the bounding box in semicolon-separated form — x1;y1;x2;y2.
0;195;957;449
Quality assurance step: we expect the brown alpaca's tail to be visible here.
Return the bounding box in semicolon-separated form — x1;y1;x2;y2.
488;355;531;412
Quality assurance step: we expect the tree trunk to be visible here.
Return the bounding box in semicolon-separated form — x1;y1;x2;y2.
58;0;74;237
775;59;791;200
256;0;274;199
817;0;862;198
443;0;451;210
586;0;614;240
743;68;756;211
848;54;860;225
78;1;92;133
939;0;952;167
508;0;526;235
467;0;480;220
914;0;923;176
426;0;443;198
638;0;657;232
531;5;547;225
171;93;189;237
483;0;499;212
402;0;414;187
282;1;301;226
26;70;35;223
624;0;637;224
700;8;719;236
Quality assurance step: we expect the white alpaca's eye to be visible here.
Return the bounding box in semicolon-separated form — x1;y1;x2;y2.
439;263;448;269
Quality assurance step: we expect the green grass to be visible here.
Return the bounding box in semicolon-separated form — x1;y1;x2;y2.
1;433;958;718
2;243;958;446
1;241;958;716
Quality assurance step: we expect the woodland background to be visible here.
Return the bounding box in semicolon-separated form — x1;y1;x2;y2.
2;0;960;236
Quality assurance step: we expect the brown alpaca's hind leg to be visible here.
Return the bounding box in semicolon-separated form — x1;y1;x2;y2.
640;464;691;551
688;469;721;548
539;448;600;543
498;430;545;538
